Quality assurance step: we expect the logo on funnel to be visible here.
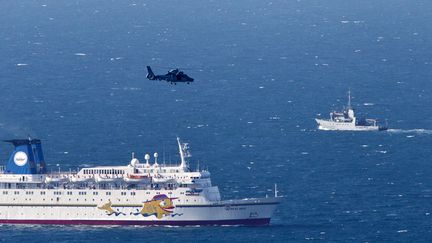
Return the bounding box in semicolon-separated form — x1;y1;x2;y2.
14;151;28;166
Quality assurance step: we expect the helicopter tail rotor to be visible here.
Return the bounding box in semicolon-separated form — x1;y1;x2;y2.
146;66;156;80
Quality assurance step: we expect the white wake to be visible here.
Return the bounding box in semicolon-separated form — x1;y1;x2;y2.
386;129;432;135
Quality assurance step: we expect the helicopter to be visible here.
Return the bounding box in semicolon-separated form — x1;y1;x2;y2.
146;66;194;84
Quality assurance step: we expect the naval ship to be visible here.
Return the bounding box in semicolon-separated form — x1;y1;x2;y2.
315;91;387;131
0;138;280;225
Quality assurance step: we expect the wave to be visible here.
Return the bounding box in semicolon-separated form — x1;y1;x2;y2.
386;129;432;135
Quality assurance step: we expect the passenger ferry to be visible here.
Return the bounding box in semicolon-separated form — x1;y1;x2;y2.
315;91;387;131
0;138;280;225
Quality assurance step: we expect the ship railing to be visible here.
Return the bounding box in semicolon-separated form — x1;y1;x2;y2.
0;173;45;183
365;119;377;126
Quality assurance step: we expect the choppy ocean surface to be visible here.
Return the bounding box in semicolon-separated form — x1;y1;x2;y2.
1;0;432;241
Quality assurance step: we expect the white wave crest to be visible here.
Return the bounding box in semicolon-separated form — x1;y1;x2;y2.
387;129;432;135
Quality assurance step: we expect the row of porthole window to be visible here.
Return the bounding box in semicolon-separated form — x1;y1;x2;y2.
1;191;125;196
7;196;195;204
9;198;131;202
1;190;162;197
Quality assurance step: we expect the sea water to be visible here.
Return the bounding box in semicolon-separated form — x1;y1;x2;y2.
0;0;432;241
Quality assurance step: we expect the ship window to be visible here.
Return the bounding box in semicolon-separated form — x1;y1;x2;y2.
106;192;111;195
131;192;136;196
93;192;98;195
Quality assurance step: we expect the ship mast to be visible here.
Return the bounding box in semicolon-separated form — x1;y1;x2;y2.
177;137;191;169
347;90;351;109
346;89;355;120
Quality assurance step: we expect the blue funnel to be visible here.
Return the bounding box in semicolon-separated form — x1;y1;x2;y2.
4;139;47;174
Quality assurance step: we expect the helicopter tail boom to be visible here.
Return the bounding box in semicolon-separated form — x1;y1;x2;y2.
146;66;156;80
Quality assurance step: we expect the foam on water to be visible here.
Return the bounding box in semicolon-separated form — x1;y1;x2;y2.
387;129;432;135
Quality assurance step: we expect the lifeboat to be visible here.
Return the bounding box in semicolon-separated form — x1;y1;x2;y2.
69;175;93;183
152;175;176;184
44;175;68;183
123;174;151;184
94;175;123;183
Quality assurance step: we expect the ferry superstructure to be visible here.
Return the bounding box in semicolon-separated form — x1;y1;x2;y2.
315;91;387;131
0;138;280;225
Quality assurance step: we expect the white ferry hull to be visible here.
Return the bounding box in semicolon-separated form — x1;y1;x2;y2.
0;197;280;226
315;119;383;131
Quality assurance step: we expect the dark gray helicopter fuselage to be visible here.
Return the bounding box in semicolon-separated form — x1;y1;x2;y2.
146;66;194;84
